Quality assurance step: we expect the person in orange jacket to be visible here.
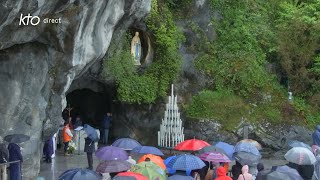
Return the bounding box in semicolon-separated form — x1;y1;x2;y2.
62;122;73;155
215;166;232;180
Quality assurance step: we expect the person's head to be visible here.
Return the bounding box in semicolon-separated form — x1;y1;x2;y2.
145;157;151;162
216;166;227;177
135;32;139;36
64;122;69;126
317;125;320;131
76;116;80;120
68;117;72;121
241;165;249;174
257;162;264;171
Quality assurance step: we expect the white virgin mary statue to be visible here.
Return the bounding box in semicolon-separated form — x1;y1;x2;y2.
131;32;141;65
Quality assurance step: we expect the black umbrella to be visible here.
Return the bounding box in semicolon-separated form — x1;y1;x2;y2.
233;152;261;166
58;168;101;180
4;134;30;143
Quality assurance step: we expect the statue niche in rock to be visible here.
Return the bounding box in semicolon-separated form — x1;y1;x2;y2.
131;32;142;65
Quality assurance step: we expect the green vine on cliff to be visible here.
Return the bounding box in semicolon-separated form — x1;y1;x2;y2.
102;0;184;104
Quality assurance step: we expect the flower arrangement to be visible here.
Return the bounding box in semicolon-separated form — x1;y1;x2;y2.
67;140;77;154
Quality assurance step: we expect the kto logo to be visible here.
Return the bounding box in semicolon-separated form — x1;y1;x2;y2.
19;13;40;26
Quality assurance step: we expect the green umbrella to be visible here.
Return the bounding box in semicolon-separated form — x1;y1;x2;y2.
130;161;166;180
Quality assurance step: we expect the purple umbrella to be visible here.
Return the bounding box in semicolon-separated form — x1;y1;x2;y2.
96;160;132;173
132;146;164;156
95;146;128;160
198;152;231;163
112;138;142;150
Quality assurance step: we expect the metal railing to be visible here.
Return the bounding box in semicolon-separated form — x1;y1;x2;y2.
0;160;21;180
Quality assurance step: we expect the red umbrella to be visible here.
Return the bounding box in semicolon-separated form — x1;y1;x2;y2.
174;139;210;151
116;172;148;180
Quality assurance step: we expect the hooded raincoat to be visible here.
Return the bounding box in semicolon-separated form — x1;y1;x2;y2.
215;167;232;180
8;143;23;180
237;165;253;180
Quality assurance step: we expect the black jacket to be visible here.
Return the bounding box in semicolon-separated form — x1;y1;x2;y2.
84;137;95;153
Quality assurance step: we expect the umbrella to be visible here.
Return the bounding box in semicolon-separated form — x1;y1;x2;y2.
83;124;99;142
96;160;132;173
198;152;231;163
197;145;226;155
238;139;262;150
167;154;206;171
234;142;261;156
113;176;136;180
131;146;164;156
112;138;141;150
4;134;30;143
276;165;303;180
164;156;177;174
284;147;316;165
262;171;291;180
167;175;194;180
174;139;210;151
233;152;261;166
95;146;128;160
116;172;148;180
214;141;235;160
137;154;166;170
58;168;101;180
131;161;166;180
288;140;312;151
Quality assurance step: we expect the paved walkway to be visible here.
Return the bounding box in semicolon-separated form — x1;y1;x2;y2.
37;150;102;180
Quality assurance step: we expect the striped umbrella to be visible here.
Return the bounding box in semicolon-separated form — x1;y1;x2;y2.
96;160;132;173
198;152;231;163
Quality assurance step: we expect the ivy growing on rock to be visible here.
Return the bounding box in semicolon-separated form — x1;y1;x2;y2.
102;0;184;104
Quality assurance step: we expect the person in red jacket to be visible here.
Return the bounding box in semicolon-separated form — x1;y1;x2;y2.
215;166;232;180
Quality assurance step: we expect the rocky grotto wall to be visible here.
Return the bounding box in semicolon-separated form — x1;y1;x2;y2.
0;0;151;179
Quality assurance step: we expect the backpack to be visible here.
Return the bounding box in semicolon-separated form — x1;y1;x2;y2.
0;144;9;164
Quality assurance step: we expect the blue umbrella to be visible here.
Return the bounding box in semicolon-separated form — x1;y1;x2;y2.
288;140;312;151
165;156;177;174
112;138;142;150
233;152;261;166
83;124;99;142
235;142;261;156
132;146;164;156
58;168;101;180
214;141;235;160
276;165;303;180
167;154;206;171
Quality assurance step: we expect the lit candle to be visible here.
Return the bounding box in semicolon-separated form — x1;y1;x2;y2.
158;131;160;146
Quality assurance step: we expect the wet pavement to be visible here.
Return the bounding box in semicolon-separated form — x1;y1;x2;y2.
37;149;102;180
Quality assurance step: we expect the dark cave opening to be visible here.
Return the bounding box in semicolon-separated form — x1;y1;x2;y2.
65;88;113;128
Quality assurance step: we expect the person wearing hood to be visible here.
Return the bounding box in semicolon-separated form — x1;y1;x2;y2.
215;166;232;180
313;125;320;146
237;165;253;180
8;143;23;180
43;138;54;163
